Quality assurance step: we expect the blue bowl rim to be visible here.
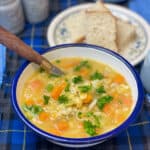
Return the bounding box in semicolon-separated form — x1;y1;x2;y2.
11;43;144;144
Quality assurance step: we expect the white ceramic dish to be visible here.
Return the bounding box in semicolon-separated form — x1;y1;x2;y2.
12;44;144;148
47;3;150;66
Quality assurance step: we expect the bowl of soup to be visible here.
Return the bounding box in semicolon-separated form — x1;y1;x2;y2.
11;44;144;147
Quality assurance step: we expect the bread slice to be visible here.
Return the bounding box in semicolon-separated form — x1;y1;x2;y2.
73;1;110;43
85;11;118;52
65;11;86;42
116;19;136;51
87;1;110;12
71;2;136;53
74;35;85;43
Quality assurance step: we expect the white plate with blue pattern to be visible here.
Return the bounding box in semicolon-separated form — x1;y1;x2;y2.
47;3;150;66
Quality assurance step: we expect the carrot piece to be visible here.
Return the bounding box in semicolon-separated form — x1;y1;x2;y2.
39;112;49;121
59;60;80;69
111;92;119;99
103;104;111;114
29;79;44;91
78;122;83;129
49;128;61;136
115;114;125;124
79;68;89;77
25;99;34;107
36;99;43;105
51;81;67;100
56;120;69;131
122;97;132;107
103;103;115;117
113;74;125;84
83;93;93;104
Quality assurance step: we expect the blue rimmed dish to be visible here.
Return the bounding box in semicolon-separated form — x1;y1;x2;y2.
47;3;150;66
11;44;144;147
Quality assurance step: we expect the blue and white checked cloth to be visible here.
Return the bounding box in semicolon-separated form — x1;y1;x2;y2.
0;0;150;150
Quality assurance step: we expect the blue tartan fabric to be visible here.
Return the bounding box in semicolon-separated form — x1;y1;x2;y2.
0;0;150;150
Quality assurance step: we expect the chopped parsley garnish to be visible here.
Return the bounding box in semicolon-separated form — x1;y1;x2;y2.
86;112;100;127
48;74;60;78
43;95;50;105
46;84;53;92
38;67;45;73
55;60;61;63
96;86;105;94
58;95;69;104
86;112;93;117
72;76;83;84
74;60;90;71
22;105;43;114
22;105;30;112
83;120;97;136
93;115;100;127
65;83;70;92
78;85;91;93
78;112;82;118
65;78;68;82
90;71;104;80
97;95;113;110
31;105;43;114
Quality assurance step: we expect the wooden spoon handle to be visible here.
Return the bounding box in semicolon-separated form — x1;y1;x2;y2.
0;26;42;65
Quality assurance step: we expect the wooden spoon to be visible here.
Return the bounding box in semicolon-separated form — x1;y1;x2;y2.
0;26;64;75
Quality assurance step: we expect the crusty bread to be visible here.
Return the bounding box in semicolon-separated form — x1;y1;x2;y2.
68;2;136;53
73;1;110;43
87;1;110;12
74;2;118;51
85;11;118;52
116;19;137;51
65;11;86;42
94;2;136;51
74;35;85;43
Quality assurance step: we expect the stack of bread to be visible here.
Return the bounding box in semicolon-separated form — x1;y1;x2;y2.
66;2;136;53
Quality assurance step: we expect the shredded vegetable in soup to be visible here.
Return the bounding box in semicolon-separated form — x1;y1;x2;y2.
20;58;133;138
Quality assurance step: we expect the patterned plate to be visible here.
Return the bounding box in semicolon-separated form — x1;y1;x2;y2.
47;3;150;66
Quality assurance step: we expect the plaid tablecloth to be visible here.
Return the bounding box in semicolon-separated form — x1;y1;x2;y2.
0;0;150;150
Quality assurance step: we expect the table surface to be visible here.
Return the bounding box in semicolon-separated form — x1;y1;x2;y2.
0;0;150;150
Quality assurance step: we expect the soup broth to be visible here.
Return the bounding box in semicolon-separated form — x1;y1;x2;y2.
20;58;133;138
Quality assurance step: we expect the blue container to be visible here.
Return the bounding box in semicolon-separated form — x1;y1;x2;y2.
140;50;150;93
0;44;6;86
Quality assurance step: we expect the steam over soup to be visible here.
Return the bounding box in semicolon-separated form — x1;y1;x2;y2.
20;58;133;138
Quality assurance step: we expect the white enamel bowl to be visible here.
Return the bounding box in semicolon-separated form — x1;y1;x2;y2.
11;44;144;148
